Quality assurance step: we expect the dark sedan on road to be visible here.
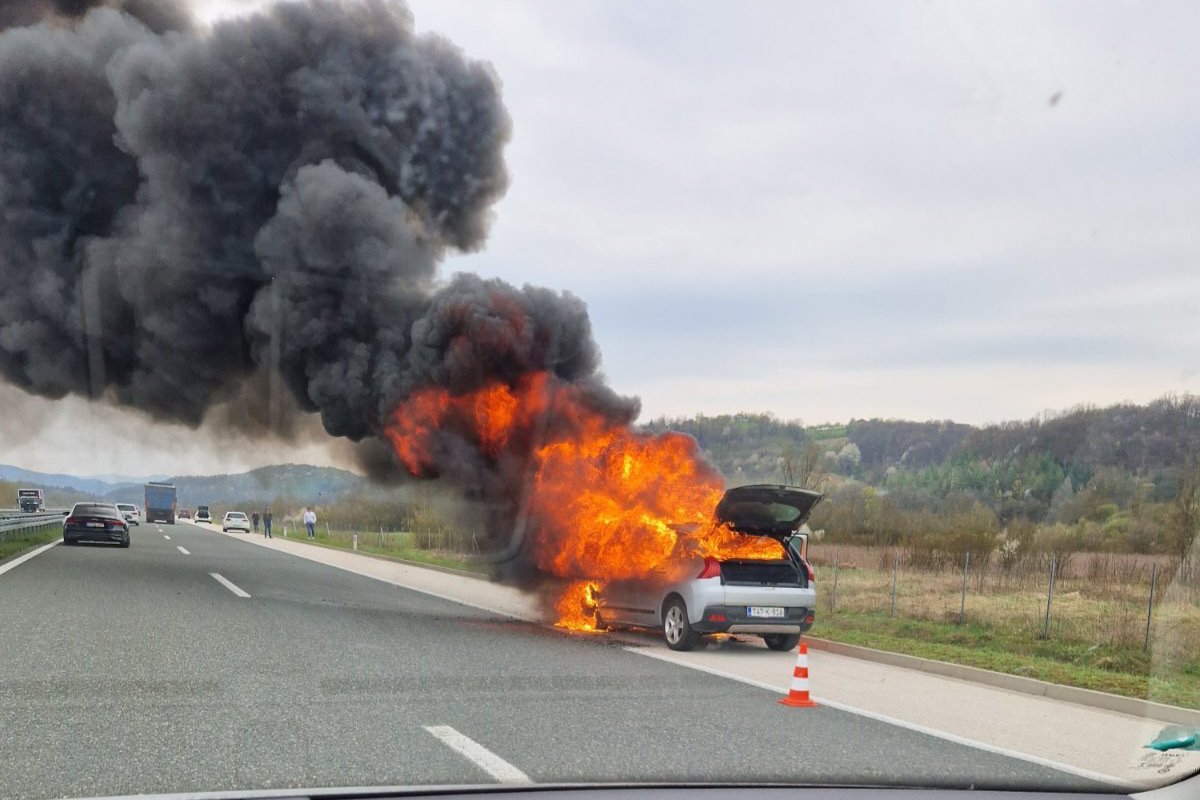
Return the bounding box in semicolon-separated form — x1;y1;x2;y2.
63;503;131;548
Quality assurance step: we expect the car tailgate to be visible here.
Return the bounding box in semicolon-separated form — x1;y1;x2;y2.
720;559;814;608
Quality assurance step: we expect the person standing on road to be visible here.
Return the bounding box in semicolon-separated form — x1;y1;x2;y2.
263;506;273;538
251;511;260;533
303;506;317;540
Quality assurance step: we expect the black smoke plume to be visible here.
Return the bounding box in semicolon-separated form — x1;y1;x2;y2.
0;0;190;32
0;0;635;537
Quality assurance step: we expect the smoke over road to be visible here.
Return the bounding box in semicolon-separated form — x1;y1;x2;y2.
0;0;651;563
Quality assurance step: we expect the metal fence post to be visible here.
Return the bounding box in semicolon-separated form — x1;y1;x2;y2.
1042;554;1057;640
890;548;899;618
959;551;970;624
1144;563;1158;652
831;550;840;614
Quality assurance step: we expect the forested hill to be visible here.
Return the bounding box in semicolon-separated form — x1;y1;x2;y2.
645;394;1200;484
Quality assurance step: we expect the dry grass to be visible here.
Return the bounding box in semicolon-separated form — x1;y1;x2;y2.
808;543;1200;707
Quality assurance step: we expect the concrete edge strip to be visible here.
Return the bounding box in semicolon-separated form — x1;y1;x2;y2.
278;534;486;580
626;646;1135;790
210;528;539;623
0;538;59;577
804;637;1200;727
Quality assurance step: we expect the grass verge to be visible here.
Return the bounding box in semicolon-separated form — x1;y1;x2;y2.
815;610;1200;710
267;527;486;575
0;525;62;563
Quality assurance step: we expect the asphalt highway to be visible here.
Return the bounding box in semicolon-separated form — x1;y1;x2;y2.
0;522;1112;799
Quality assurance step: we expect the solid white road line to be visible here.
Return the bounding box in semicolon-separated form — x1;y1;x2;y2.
423;726;531;784
209;572;251;598
626;647;1132;788
163;535;171;540
176;546;190;555
0;539;60;578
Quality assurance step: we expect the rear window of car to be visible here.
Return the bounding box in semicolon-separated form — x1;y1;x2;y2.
72;504;120;519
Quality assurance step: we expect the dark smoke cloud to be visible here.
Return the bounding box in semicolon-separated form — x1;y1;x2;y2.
0;0;190;32
0;0;631;493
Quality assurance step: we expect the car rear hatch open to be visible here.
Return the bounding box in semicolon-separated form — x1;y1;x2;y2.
715;484;822;538
714;485;823;590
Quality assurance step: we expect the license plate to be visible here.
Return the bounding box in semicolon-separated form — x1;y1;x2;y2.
747;606;785;618
86;522;104;528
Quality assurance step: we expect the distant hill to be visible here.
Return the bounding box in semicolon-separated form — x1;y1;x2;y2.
0;463;137;496
102;463;366;507
647;394;1200;490
0;461;367;509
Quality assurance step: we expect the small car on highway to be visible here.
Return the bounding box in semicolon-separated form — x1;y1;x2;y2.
63;502;131;548
178;508;191;519
223;511;251;533
195;505;212;523
596;484;821;651
115;503;140;526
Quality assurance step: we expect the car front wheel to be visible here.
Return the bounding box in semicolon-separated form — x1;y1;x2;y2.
663;597;700;651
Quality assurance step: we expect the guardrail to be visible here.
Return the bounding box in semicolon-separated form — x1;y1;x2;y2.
0;511;65;543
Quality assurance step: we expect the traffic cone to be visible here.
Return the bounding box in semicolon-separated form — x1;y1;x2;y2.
778;639;819;707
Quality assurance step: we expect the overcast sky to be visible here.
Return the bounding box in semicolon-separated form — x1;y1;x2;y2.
4;0;1199;477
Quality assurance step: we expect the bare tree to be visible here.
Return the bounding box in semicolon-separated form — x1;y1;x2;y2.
1170;461;1200;564
798;440;823;488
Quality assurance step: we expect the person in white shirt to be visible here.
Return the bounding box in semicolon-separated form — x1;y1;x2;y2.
303;507;317;540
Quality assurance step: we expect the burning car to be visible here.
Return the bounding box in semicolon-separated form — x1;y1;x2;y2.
594;485;820;651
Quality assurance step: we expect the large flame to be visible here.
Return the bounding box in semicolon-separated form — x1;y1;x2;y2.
385;372;781;628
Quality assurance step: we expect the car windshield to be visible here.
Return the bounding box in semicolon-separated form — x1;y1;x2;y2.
0;1;1197;799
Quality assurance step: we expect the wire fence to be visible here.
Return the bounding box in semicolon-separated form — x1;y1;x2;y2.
808;542;1200;655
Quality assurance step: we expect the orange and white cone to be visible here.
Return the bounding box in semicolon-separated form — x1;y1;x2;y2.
778;640;818;707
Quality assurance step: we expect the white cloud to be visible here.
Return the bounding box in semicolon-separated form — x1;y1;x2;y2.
11;0;1199;474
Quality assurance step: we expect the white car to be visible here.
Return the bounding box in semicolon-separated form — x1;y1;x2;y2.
115;503;141;526
222;511;251;533
596;484;821;652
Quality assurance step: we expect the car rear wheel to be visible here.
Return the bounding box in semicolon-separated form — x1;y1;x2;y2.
663;597;700;651
120;538;130;549
62;536;73;546
763;633;801;651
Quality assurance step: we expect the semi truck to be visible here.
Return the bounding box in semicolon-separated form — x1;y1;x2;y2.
17;488;44;512
144;482;177;524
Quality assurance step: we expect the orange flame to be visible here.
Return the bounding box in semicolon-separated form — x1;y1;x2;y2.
385;372;781;628
555;580;603;632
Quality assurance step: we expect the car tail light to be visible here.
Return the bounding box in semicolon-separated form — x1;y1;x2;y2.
696;556;721;579
801;558;815;581
805;612;815;624
707;612;727;622
64;517;79;526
